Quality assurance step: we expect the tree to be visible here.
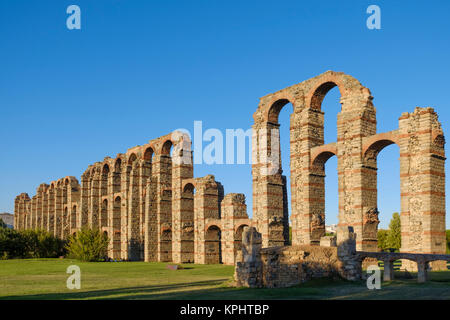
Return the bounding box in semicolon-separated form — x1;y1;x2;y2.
0;218;7;229
377;229;389;251
386;212;401;251
66;227;109;262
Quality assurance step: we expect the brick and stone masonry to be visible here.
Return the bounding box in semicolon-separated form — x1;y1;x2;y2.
14;71;447;268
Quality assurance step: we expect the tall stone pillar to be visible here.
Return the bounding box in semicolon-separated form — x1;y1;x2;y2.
144;176;158;262
221;193;248;265
172;143;194;263
107;171;115;257
295;107;325;245
120;163;130;260
80;171;90;229
336;90;376;251
152;153;173;262
54;185;63;238
31;196;37;229
252;122;288;247
47;188;55;234
89;169;101;229
399;107;447;270
127;161;141;260
193;175;221;264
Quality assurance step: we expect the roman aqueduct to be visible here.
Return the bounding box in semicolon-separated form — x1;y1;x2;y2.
14;71;447;270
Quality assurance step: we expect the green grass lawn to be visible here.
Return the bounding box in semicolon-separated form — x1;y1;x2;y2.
0;259;449;300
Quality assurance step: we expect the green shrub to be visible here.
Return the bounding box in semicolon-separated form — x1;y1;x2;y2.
65;227;109;262
0;228;65;259
0;228;27;258
21;229;66;258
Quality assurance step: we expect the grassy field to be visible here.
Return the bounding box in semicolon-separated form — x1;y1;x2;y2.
0;259;449;300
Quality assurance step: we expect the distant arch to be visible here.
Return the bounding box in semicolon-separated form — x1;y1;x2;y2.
161;140;173;155
205;225;222;264
127;153;137;165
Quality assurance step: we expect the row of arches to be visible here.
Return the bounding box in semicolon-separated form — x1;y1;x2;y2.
15;132;252;265
252;71;446;263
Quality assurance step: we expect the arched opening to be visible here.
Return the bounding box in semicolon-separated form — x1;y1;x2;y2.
234;224;248;258
311;150;337;243
101;199;108;228
322;86;341;144
266;99;293;245
307;82;342;245
161;140;173;156
321;86;340;237
101;164;109;197
183;183;196;195
112;196;122;259
277;102;293;243
363;138;400;255
144;147;154;163
128;153;137;165
113;158;122;194
205;225;222;264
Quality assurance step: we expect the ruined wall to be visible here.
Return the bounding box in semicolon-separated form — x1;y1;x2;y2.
234;226;362;288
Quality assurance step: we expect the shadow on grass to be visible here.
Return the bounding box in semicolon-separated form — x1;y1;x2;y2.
1;279;230;300
2;273;449;300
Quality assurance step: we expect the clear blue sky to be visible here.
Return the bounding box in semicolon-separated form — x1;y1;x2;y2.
1;1;449;228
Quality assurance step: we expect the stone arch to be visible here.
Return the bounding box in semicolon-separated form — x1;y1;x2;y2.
101;163;110;197
252;71;377;248
114;157;122;173
234;223;249;257
360;132;401;252
266;97;295;124
304;71;372;112
182;181;196;195
113;156;123;194
127;153;138;165
160;139;174;156
310;144;337;168
205;225;222;264
362;131;400;165
143;146;155;162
